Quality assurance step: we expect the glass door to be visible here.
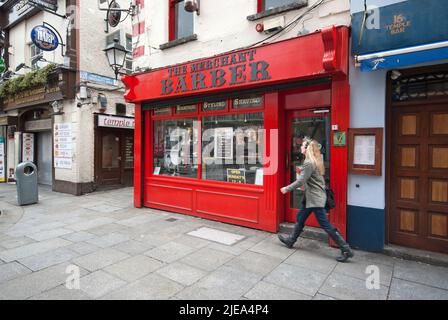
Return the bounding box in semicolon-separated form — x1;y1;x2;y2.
286;109;331;226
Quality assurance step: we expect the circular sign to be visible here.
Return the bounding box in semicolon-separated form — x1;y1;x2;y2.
31;25;59;51
108;1;122;28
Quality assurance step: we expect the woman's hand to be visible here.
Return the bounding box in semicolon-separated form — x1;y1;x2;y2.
280;187;288;194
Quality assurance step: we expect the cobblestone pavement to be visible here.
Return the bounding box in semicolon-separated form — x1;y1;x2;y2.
1;184;447;300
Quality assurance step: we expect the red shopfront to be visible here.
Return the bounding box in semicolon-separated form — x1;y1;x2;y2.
123;26;350;236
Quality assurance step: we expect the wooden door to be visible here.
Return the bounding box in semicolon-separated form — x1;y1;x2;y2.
389;104;448;253
98;129;122;186
286;110;331;226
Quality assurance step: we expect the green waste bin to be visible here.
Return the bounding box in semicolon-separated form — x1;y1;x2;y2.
16;162;39;206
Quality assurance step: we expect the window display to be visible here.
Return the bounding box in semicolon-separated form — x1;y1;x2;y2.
153;118;198;178
202;113;264;185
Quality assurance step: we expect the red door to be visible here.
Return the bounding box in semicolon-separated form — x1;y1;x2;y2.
286;109;331;227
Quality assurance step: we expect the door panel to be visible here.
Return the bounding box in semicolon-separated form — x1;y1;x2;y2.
37;131;52;186
390;105;448;253
99;131;122;185
286;110;331;226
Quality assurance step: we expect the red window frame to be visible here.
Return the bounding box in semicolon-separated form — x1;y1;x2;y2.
149;97;265;184
169;0;194;41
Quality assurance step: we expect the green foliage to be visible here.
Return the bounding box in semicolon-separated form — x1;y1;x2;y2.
0;64;57;98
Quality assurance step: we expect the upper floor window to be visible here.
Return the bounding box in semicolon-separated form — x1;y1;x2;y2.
30;44;42;69
124;34;133;74
169;0;194;41
259;0;298;11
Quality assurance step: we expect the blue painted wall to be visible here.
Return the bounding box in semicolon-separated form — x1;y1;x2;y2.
347;205;385;252
352;0;448;55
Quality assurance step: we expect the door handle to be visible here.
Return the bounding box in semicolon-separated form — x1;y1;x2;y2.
117;156;122;161
286;152;289;169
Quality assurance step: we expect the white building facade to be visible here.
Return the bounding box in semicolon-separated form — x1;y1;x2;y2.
0;0;135;195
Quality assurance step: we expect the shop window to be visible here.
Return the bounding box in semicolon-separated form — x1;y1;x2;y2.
202;113;264;185
153;118;199;178
169;0;194;41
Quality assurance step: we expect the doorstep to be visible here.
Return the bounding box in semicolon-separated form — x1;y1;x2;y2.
383;244;448;268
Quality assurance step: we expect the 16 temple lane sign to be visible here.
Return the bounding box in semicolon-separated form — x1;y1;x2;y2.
161;49;271;95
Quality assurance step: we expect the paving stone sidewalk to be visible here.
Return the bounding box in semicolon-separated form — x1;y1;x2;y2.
1;184;447;300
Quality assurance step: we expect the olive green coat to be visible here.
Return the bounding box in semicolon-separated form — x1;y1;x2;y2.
285;160;326;208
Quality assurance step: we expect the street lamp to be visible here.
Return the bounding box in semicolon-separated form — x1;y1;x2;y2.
103;38;129;80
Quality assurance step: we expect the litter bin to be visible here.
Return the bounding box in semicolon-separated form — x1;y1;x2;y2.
16;162;38;206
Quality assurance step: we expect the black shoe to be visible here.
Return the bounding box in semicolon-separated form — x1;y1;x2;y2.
327;228;354;263
336;246;354;263
278;234;294;249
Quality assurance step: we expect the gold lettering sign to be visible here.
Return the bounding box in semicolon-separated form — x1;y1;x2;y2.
226;169;246;184
202;101;227;112
3;85;61;109
176;104;197;114
154;107;172;115
233;96;263;109
385;14;412;35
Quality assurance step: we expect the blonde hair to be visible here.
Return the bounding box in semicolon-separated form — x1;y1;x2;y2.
304;138;325;176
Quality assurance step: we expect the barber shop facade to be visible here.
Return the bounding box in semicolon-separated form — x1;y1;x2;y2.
124;26;351;236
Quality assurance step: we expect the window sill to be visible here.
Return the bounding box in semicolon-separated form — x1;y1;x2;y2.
246;1;308;21
159;34;198;50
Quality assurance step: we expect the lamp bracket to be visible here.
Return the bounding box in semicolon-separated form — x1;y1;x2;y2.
98;0;137;33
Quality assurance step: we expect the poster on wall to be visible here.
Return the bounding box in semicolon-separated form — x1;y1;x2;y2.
22;133;34;162
0;137;5;182
54;123;72;169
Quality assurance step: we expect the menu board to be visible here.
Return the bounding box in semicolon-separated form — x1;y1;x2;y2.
354;135;376;165
22;133;34;162
54;123;72;169
0;137;5;182
124;136;134;169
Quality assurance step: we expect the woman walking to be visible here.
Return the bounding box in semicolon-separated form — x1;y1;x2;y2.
278;137;354;263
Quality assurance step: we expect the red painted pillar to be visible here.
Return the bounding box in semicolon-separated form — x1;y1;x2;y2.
134;103;143;208
263;92;282;232
330;78;350;240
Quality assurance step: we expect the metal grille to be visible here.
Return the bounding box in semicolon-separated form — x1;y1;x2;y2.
392;72;448;102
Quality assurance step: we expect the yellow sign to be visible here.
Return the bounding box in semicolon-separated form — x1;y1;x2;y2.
227;169;246;184
386;14;411;35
